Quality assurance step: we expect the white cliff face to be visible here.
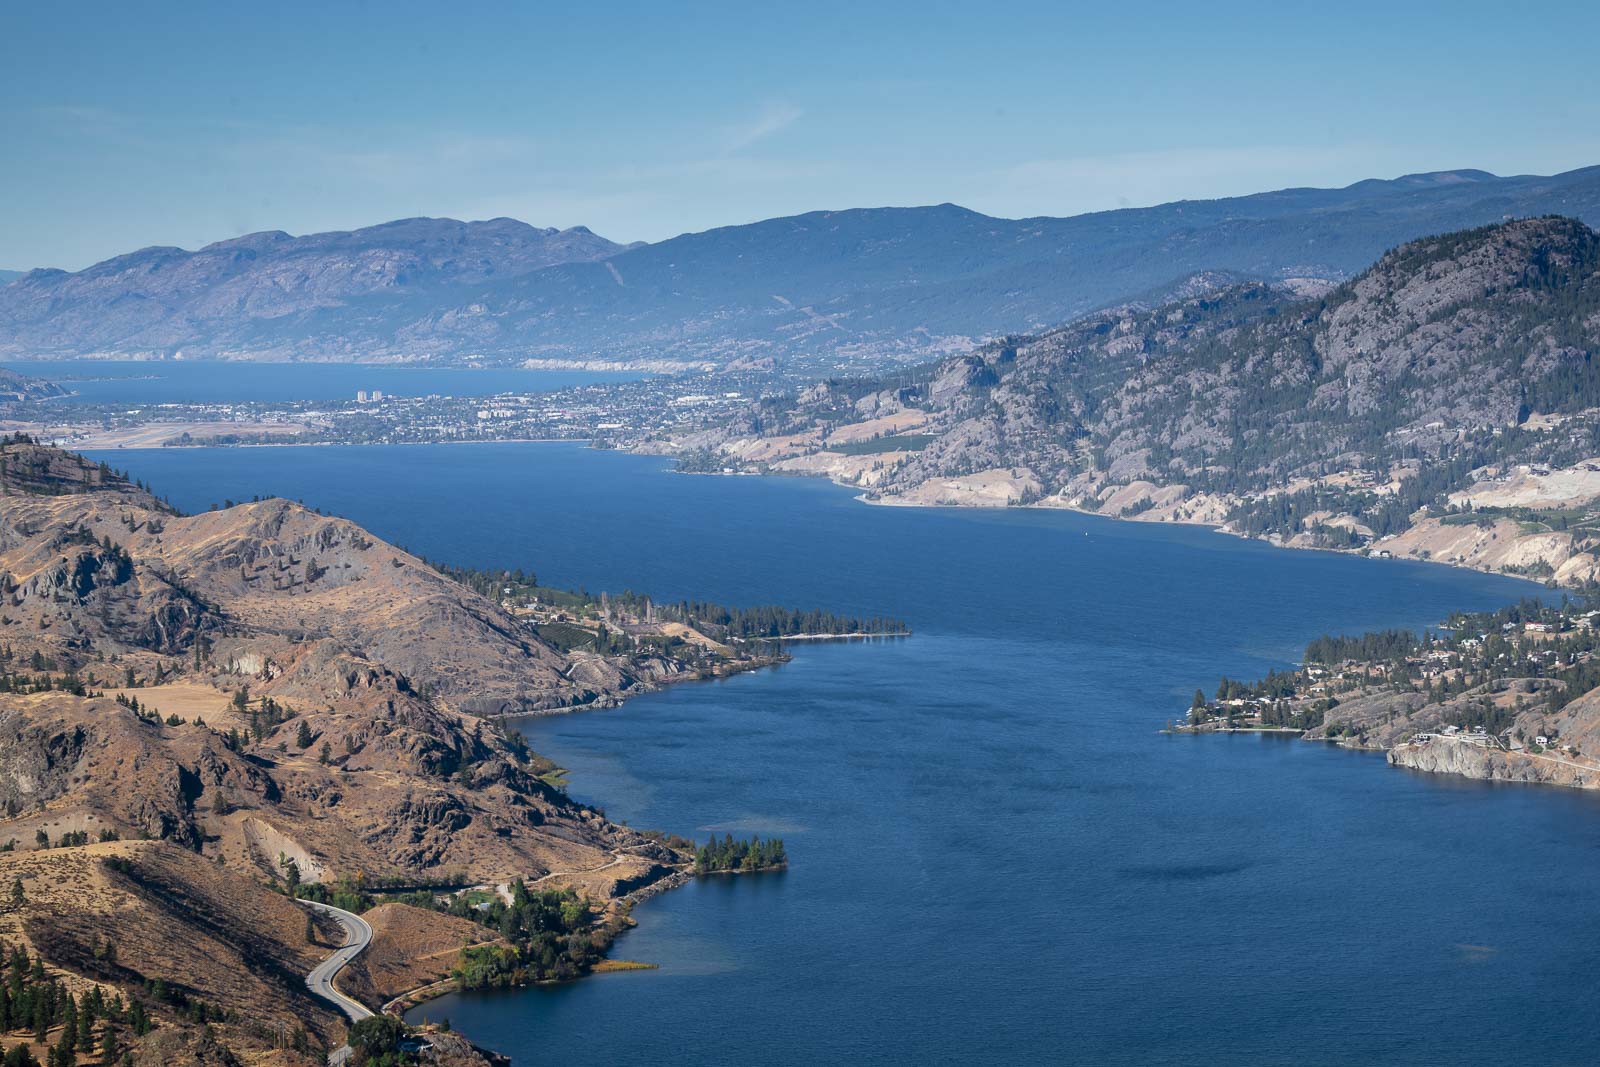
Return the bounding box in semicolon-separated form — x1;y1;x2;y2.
1388;738;1598;789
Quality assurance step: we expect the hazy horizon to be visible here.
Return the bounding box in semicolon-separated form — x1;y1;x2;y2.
7;162;1597;276
5;0;1600;270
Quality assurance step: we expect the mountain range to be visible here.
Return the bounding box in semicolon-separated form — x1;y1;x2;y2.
657;215;1600;586
5;166;1600;370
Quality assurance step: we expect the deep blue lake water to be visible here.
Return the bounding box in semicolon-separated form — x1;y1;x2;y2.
6;360;638;405
89;443;1600;1066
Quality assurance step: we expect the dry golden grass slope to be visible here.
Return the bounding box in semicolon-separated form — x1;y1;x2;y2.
340;902;496;1008
0;440;687;1062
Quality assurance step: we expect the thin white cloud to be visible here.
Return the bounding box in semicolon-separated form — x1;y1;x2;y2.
723;102;804;154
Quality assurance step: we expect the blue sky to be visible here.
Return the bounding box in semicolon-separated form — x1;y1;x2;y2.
4;1;1599;269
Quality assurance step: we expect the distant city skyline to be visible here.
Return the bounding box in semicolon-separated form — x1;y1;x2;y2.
4;0;1599;270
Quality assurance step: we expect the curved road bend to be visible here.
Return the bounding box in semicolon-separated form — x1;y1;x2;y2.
298;899;374;1066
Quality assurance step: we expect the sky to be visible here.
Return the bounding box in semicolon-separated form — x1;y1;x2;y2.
4;0;1599;270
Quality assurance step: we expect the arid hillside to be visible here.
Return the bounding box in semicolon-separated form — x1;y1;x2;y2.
0;439;769;1064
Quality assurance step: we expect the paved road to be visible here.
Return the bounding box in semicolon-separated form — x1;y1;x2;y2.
298;899;374;1066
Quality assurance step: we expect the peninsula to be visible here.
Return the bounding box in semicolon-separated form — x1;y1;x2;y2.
1175;598;1600;791
0;437;880;1065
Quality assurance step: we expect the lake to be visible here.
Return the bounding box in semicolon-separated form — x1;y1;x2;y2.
90;443;1600;1066
6;359;639;405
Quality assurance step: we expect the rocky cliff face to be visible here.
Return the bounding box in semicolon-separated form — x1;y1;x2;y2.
1387;737;1600;789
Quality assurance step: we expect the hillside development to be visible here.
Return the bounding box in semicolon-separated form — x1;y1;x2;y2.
0;439;823;1064
1175;598;1600;792
646;216;1600;591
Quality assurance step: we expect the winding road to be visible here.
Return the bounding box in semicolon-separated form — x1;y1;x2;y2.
298;899;374;1066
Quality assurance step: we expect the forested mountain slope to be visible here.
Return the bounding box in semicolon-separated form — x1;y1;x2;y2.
664;216;1600;585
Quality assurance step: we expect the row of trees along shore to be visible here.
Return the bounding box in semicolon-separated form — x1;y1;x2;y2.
694;834;787;873
432;562;908;639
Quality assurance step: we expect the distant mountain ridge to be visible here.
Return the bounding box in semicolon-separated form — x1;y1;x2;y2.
0;217;625;360
4;166;1600;369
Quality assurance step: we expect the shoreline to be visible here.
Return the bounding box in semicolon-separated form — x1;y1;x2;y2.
67;434;597;452
57;427;1561;595
485;650;790;720
762;631;910;642
388;865;707;1022
392;658;795;1027
839;480;1570;591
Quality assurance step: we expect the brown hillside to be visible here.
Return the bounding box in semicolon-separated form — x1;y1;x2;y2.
0;439;699;1062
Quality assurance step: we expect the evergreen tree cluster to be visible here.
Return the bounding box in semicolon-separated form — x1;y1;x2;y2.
652;600;906;640
693;834;787;874
0;943;144;1066
346;1014;413;1067
1211;671;1300;702
0;645;103;698
435;562;907;645
1304;630;1424;666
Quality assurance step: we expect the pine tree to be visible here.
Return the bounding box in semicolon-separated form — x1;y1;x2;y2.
74;994;91;1048
51;1028;76;1066
60;996;76;1053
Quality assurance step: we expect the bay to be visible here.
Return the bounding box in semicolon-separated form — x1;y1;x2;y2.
89;442;1596;1066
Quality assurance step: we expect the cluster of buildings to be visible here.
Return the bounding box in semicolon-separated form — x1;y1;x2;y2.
23;372;767;448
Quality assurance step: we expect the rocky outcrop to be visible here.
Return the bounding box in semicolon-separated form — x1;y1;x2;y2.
1388;737;1598;789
